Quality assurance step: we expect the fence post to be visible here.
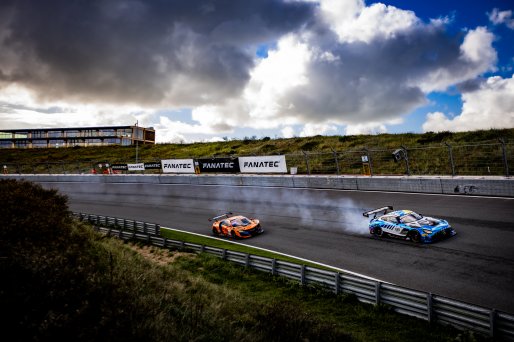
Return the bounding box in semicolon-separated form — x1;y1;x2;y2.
401;145;410;176
245;253;250;267
300;265;306;285
334;272;340;295
61;161;66;174
302;151;311;175
365;148;374;176
46;162;51;174
500;138;509;177
331;148;340;175
375;281;381;305
445;143;455;176
490;309;496;338
271;259;277;276
222;249;227;260
427;293;433;324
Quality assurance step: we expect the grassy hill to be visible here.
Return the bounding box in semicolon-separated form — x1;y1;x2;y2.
0;128;512;176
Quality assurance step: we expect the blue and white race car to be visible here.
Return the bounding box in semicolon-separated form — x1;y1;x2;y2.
363;206;456;243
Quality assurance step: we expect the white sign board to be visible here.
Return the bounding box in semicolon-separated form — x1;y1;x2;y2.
238;155;287;173
161;159;195;173
127;163;145;171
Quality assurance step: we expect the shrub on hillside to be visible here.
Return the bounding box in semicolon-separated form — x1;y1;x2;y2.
0;180;133;341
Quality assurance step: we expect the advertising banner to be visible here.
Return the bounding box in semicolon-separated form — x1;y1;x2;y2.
238;155;287;173
144;162;162;170
127;163;145;171
111;164;128;171
161;159;195;173
197;158;240;173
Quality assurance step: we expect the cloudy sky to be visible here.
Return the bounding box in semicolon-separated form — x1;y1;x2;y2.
0;0;513;143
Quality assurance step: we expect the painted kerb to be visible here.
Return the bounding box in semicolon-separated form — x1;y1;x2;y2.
73;212;514;340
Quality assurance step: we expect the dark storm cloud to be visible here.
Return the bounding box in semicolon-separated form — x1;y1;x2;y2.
0;0;315;106
456;78;485;93
281;22;488;124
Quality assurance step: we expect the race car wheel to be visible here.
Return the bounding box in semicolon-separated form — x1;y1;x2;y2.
212;227;219;236
230;230;237;239
409;231;421;243
374;227;383;237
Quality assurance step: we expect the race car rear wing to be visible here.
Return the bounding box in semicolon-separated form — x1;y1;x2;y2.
362;206;393;218
208;212;233;222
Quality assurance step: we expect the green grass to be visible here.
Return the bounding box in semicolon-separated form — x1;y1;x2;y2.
160;227;338;271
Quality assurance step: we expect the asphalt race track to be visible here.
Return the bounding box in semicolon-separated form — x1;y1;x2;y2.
40;181;514;313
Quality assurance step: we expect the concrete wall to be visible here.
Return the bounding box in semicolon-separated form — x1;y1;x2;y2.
2;174;513;197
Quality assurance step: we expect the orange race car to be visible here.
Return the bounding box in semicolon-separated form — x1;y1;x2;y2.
209;212;264;239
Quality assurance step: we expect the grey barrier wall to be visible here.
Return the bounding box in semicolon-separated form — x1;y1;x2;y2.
73;212;514;340
3;173;514;197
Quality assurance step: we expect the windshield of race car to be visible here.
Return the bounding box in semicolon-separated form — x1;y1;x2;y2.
400;212;423;223
230;217;252;226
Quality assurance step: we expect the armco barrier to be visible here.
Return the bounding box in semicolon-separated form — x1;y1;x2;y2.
3;174;514;197
74;212;514;340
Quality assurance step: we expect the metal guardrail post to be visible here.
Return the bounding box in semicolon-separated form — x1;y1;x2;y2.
445;143;455;176
271;259;277;276
334;273;340;295
375;281;381;305
222;249;227;260
245;253;250;267
490;309;496;337
300;265;306;285
427;293;433;324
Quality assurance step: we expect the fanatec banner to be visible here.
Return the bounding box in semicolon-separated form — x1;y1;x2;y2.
161;159;195;173
144;162;161;170
111;164;128;171
197;158;240;173
127;163;145;171
238;155;287;173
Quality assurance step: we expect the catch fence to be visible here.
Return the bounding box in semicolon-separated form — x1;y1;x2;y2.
2;141;512;176
73;212;514;340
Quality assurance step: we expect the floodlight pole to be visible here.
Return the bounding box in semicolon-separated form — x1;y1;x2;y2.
135;120;139;163
134;120;139;164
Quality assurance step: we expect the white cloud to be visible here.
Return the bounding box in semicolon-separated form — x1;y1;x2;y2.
345;122;387;135
489;8;514;29
422;74;514;132
300;122;337;137
281;126;295;138
320;0;420;43
416;27;497;93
